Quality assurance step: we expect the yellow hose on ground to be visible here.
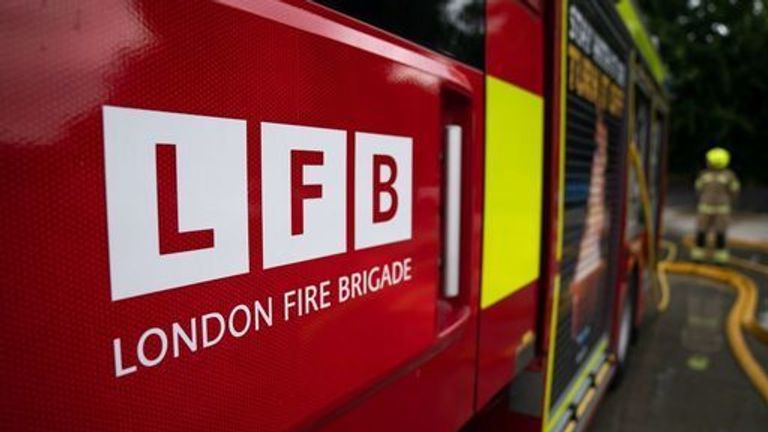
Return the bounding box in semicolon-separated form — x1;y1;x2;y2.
660;240;678;262
658;261;768;403
678;235;768;344
655;241;677;312
628;142;665;311
729;238;768;255
681;234;768;262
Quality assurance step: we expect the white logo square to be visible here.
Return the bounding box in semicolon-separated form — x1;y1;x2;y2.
103;106;249;301
260;122;347;269
354;132;412;250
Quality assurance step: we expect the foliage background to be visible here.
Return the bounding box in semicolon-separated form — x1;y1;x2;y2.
639;0;768;184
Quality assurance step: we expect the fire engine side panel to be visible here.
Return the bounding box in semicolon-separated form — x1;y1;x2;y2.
310;2;487;428
0;1;482;430
486;0;544;95
544;1;631;428
478;0;545;408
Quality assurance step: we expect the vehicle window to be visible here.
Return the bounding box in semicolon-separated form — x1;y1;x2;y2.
315;0;485;69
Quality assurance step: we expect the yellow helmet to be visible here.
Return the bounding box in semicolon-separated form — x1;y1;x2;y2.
706;147;730;169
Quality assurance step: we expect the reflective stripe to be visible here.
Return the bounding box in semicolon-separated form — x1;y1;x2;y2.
698;203;730;214
713;249;730;263
697;172;738;186
696;172;714;190
481;76;543;308
691;247;706;260
616;0;666;84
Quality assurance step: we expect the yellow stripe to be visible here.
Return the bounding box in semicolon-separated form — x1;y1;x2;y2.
543;1;570;428
698;203;730;214
546;337;609;431
556;7;568;262
616;0;667;85
481;76;544;308
542;276;562;430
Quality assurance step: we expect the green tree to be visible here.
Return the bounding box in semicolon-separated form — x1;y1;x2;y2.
639;0;768;184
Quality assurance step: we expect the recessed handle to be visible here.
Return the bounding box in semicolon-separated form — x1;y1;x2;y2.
443;124;462;298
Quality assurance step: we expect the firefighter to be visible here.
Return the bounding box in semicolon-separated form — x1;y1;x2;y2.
691;147;740;262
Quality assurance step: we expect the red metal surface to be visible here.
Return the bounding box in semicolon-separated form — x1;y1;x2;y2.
611;247;632;354
0;1;484;430
611;188;637;355
476;282;538;408
633;236;649;327
472;0;546;414
486;0;544;95
539;0;565;359
525;0;544;14
468;398;542;431
611;190;634;356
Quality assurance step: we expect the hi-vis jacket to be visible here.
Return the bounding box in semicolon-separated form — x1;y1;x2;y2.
695;168;740;214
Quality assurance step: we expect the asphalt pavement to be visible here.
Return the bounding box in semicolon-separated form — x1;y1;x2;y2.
591;211;768;431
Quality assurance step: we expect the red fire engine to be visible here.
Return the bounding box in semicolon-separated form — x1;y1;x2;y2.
0;0;668;431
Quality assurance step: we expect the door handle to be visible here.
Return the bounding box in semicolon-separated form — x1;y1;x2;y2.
443;124;462;299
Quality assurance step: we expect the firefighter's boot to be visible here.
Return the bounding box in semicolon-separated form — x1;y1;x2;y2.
691;230;707;261
713;232;729;264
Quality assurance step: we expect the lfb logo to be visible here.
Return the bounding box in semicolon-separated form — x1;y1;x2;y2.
103;106;412;301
